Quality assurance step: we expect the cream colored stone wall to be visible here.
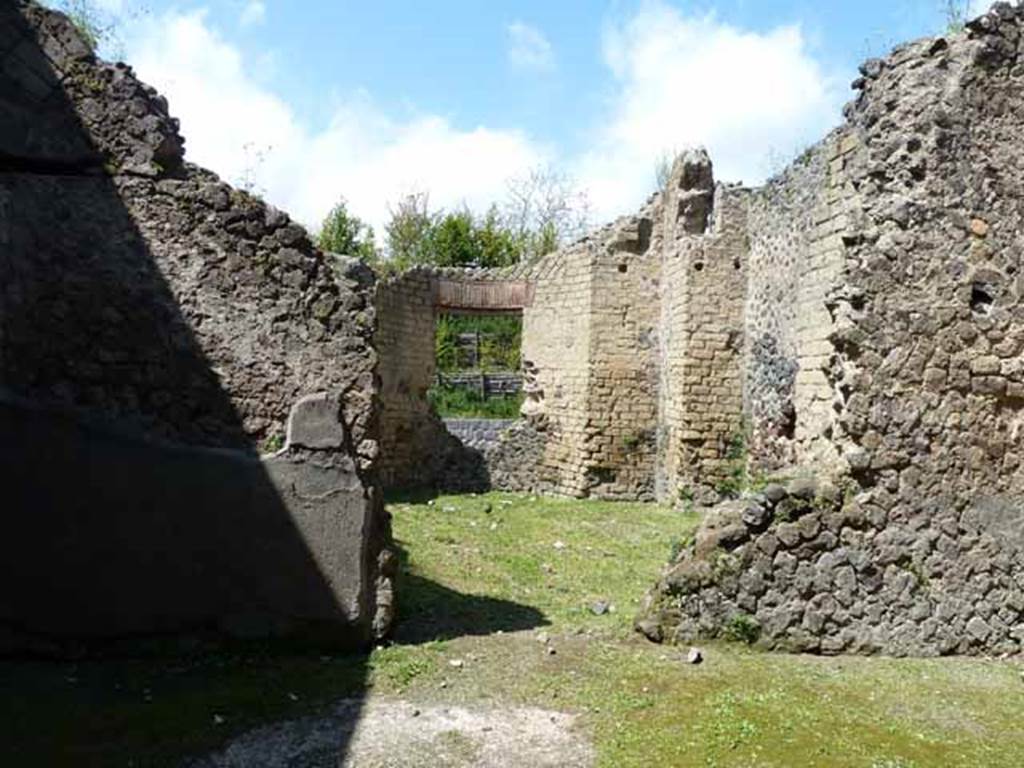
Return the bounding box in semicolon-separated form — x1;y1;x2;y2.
658;166;750;501
745;131;861;473
374;270;442;488
584;213;662;500
373;142;857;504
520;242;594;495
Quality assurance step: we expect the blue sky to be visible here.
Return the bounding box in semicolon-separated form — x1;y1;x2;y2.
86;0;991;232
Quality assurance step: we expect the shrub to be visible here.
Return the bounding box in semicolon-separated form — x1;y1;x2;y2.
723;613;762;645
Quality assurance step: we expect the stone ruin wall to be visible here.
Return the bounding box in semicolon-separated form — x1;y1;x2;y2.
657;163;749;504
582;212;662;500
373;269;444;489
1;1;392;652
372;2;1024;657
373;209;675;502
516;241;596;495
14;0;1024;661
744;131;861;475
638;3;1024;656
373;167;783;503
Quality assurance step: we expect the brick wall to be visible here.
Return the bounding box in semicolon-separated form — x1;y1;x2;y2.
519;241;595;495
745;132;860;473
373;269;445;489
656;152;749;502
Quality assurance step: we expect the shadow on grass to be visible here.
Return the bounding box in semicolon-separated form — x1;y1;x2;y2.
384;487;443;505
389;541;549;646
1;541;548;767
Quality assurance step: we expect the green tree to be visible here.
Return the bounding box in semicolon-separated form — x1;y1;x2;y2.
427;210;479;267
503;166;591;262
474;205;521;268
383;199;523;270
380;169;590;271
385;191;436;270
318;198;377;262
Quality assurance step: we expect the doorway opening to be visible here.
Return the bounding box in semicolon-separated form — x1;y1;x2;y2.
429;311;524;420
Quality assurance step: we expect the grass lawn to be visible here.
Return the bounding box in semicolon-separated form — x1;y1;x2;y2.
3;492;1023;767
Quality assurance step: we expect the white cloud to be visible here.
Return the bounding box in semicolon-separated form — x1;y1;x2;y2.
119;3;846;239
507;21;554;71
124;10;548;233
239;1;266;28
576;2;844;222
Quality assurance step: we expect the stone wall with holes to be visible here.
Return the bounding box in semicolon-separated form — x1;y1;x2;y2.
1;3;380;456
744;131;861;474
1;1;393;653
638;3;1024;656
443;418;518;452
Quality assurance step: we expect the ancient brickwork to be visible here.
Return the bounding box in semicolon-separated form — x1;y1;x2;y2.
583;212;661;500
745;132;861;472
658;156;750;503
373;269;445;489
518;241;596;495
375;169;777;503
638;3;1024;656
1;1;392;651
443;419;518;452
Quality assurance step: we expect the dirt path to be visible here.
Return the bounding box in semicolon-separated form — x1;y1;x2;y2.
187;697;594;768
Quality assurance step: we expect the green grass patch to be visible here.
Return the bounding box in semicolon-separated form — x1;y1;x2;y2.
427;385;524;419
384;494;1024;767
5;493;1024;767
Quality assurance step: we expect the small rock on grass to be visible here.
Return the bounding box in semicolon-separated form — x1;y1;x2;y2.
686;647;703;665
590;601;610;616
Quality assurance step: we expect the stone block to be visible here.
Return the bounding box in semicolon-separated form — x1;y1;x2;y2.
286;393;346;450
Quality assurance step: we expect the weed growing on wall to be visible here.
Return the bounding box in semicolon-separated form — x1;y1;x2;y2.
52;0;119;54
723;613;762;645
942;0;973;33
715;425;752;498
